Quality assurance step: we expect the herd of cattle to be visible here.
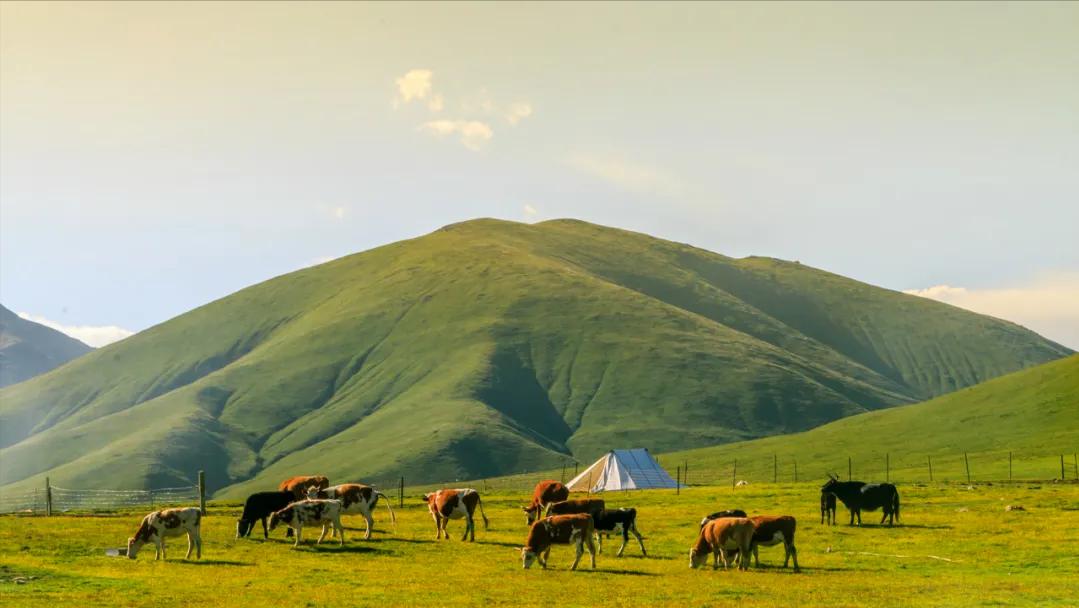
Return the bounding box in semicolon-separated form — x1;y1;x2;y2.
124;473;902;571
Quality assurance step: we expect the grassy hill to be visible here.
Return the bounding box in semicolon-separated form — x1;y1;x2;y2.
0;219;1069;495
662;354;1079;485
0;304;92;388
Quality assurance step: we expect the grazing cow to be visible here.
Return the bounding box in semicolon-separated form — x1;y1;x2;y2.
690;517;754;570
279;475;330;501
268;499;345;547
821;491;837;525
422;488;489;542
592;508;647;557
236;491;295;539
127;507;202;560
542;498;605;520
747;515;799;570
520;514;597;570
313;483;397;540
699;509;748;529
822;474;900;526
522;480;570;525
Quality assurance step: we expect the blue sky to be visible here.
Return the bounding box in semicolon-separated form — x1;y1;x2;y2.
2;2;1077;348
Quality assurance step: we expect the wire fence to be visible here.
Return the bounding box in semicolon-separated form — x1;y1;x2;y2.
0;474;205;516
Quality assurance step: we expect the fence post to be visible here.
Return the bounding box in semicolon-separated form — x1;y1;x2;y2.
1074;453;1078;480
732;460;737;489
684;460;689;487
399;476;404;509
928;456;933;482
676;465;681;495
773;454;778;484
574;462;578;478
848;456;852;481
964;453;971;484
45;477;52;517
1009;451;1012;481
886;453;889;482
1061;455;1066;480
197;470;206;515
794;459;798;483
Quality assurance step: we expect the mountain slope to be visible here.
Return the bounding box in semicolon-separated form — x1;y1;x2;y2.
663;354;1079;483
0;305;92;388
0;219;1069;494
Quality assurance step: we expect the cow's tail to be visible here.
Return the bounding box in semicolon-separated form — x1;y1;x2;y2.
477;494;490;530
893;489;900;523
375;492;398;533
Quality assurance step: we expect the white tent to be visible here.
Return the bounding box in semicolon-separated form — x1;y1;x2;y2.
565;448;678;492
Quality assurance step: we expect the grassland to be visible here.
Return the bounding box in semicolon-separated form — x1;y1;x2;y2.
2;482;1078;607
1;219;1068;495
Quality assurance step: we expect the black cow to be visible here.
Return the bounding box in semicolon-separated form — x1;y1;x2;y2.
820;491;837;525
236;491;295;539
821;474;900;526
699;509;748;529
592;508;647;557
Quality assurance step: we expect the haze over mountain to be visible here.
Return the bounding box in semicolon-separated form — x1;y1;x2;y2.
0;220;1069;494
0;304;92;388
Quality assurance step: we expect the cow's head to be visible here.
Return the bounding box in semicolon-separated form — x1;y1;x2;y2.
689;547;707;569
267;507;291;532
821;473;840;492
236;518;252;539
522;506;539;526
520;547;540;569
422;493;433;503
126;535;144;560
305;486;320;500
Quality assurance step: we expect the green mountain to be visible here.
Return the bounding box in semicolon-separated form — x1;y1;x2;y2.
0;219;1069;495
663;354;1079;484
0;304;92;388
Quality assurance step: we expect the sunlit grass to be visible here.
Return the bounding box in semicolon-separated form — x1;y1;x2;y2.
2;482;1077;606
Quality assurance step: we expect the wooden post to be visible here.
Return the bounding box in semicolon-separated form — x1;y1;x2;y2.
1074;453;1078;480
885;453;890;482
848;456;852;481
574;462;578;478
1009;451;1012;481
794;459;798;483
773;454;777;484
45;477;52;517
964;453;971;484
732;460;737;489
684;460;689;487
399;477;404;508
1061;455;1066;480
928;455;933;482
676;465;681;495
197;470;206;515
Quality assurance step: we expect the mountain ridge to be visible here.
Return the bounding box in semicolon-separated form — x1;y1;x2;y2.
0;304;93;388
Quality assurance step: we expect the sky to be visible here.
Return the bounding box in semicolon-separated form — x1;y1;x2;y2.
1;1;1077;349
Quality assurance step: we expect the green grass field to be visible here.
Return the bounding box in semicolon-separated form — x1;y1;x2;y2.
3;482;1077;607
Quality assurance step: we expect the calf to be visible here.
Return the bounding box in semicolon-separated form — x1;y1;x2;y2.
422;488;489;542
699;509;748;529
520;514;597;570
127;507;202;560
690;517;754;571
592;508;647;557
522;480;570;525
279;475;330;500
236;491;294;539
314;484;397;540
268;499;345;547
822;474;900;526
820;492;837;525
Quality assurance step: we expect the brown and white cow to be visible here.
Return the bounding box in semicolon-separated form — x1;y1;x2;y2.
268;499;345;548
690;517;754;571
520;514;597;570
542;498;605;520
522;480;570;525
422;488;489;542
312;483;397;540
127;507;202;560
745;515;799;570
279;475;330;501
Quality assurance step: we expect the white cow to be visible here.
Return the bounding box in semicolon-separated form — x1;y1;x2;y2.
127;507;203;560
268;499;345;547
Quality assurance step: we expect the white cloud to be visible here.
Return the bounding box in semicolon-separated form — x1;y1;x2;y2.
394;69;434;104
504;102;532;125
332;206;346;220
419;120;494;151
17;312;133;348
427;94;444;112
523;203;538;220
904;271;1079;349
566;153;684;198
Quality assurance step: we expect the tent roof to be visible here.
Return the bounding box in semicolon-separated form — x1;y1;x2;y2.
566;448;677;493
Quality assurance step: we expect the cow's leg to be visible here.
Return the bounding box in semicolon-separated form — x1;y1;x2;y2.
788;542;799;571
462;514;473;542
717;547;729;570
185;532;194;559
571;537;583;571
293;525;303;548
856;510;862;526
587;531;597;569
195;529;202;559
154;538;163;561
362;508;373;540
337;517;345;545
616;527;629;557
630;522;647;556
595;531;603;554
752;543;759;568
316;524;329;544
848;509;855;526
431;512;442;539
540;547;550;569
261;517;269;539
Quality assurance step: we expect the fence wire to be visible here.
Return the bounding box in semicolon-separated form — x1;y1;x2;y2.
0;485;199;515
